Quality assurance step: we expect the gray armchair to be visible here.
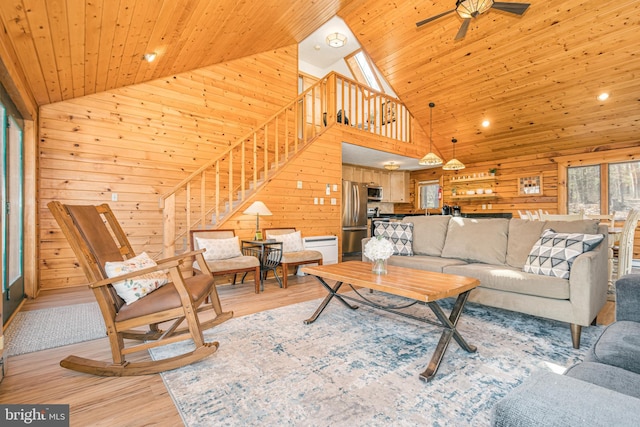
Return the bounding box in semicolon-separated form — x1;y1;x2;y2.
491;274;640;426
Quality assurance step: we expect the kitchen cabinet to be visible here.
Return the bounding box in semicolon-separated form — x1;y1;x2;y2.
342;165;409;202
342;165;362;183
389;171;409;202
379;172;391;202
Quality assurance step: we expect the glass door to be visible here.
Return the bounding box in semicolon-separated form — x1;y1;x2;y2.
1;90;24;324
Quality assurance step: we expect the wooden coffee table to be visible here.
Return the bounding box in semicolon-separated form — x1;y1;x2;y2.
300;261;480;381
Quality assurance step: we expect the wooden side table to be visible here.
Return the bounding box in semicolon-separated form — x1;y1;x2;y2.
241;240;283;291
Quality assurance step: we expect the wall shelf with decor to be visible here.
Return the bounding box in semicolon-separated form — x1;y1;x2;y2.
451;193;497;200
449;175;496;183
449;175;496;200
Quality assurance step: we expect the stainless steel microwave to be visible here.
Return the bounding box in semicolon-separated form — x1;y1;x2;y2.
367;186;383;201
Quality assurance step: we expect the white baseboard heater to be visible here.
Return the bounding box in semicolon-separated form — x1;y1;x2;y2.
297;235;338;275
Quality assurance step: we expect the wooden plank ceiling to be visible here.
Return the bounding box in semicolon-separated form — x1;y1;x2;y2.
1;0;639;165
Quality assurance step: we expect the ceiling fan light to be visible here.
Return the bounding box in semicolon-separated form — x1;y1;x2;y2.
419;152;443;166
456;0;494;19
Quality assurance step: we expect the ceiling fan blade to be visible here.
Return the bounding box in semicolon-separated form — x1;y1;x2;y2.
454;18;471;40
416;9;456;27
491;2;531;15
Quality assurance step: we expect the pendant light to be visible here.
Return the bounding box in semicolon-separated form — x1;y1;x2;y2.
418;102;443;166
442;138;466;170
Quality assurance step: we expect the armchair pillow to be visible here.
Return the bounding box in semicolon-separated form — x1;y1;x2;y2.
104;252;168;305
523;229;604;279
271;231;304;253
195;236;242;260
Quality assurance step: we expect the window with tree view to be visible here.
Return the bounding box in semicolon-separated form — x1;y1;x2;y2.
568;161;640;220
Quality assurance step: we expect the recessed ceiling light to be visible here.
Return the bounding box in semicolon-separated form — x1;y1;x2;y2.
597;92;609;101
482;120;490;128
143;52;157;63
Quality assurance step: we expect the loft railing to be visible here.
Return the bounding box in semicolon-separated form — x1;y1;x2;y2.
159;72;414;256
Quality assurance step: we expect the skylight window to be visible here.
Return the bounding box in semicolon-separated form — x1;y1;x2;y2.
346;50;383;92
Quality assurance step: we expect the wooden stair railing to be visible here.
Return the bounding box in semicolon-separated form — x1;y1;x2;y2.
159;72;416;257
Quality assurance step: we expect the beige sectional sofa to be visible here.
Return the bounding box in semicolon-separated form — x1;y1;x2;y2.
363;216;608;348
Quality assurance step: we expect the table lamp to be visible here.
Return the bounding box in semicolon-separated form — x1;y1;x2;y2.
243;201;272;240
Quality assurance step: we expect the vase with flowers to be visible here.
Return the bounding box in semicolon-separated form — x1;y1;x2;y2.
363;236;394;275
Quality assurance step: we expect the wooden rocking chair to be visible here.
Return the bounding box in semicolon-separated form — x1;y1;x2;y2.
48;202;233;376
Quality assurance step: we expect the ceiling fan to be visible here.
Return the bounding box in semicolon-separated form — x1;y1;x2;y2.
416;1;530;40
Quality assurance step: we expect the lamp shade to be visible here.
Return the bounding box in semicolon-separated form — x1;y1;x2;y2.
243;201;272;216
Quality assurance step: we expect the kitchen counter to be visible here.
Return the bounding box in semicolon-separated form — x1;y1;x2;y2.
370;212;513;219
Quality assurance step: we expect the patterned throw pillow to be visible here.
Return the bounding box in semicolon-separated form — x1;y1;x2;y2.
104;252;168;305
271;231;304;253
523;229;604;279
374;221;414;256
195;236;242;260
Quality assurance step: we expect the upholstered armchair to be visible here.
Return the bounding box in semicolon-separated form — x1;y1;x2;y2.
263;228;323;289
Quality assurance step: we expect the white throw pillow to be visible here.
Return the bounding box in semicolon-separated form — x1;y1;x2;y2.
195;236;242;260
104;252;168;305
272;231;304;253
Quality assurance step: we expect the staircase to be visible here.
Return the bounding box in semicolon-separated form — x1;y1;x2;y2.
159;72;415;256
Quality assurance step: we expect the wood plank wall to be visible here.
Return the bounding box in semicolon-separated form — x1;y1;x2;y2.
220;127;343;251
39;46;299;290
395;142;640;258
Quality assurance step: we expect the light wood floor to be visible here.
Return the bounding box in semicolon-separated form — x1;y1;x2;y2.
0;273;615;426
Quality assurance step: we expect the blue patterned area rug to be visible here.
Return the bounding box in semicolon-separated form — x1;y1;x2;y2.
150;292;602;426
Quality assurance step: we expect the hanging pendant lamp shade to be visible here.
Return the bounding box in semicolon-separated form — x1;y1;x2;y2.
442;138;466;170
418;102;443;166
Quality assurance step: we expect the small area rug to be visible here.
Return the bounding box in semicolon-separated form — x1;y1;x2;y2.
151;293;602;426
4;302;105;357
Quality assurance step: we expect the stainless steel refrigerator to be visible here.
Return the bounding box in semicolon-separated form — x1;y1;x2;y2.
342;180;368;255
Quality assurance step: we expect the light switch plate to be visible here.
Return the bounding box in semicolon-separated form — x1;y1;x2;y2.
330;198;337;205
297;181;303;189
326;184;331;195
333;184;338;192
314;197;318;205
320;198;324;205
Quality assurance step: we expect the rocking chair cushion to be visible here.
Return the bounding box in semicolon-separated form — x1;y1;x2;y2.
105;252;169;304
116;273;213;322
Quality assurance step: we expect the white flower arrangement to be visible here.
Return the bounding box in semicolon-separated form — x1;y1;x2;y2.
364;236;394;261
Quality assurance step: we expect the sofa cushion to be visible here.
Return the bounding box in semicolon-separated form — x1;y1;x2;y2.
443;263;570;299
374;221;413;256
506;219;547;269
564;362;640;399
441;217;509;265
543;219;599;234
387;254;467;273
523;229;604;279
402;215;451;256
585;320;640;375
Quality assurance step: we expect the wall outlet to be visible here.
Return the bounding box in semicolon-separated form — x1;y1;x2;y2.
314;197;318;205
330;198;337;205
333;184;338;192
111;193;118;201
319;198;324;205
297;181;303;189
